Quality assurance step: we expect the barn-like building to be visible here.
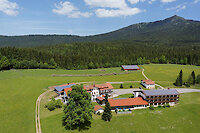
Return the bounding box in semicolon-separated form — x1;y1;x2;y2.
121;65;140;71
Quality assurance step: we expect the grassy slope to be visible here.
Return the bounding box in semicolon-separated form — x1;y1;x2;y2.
41;93;200;133
0;64;199;133
142;64;200;88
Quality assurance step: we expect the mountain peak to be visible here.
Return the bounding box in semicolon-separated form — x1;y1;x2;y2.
165;15;185;21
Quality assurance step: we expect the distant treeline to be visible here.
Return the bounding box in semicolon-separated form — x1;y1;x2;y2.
0;42;200;70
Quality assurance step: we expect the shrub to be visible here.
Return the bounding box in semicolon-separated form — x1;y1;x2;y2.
97;112;101;115
166;103;170;107
149;105;154;110
163;104;166;108
120;84;123;88
55;99;63;108
115;109;118;114
158;105;162;108
46;101;56;111
45;98;63;111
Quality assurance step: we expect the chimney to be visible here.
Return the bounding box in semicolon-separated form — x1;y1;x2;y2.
93;82;95;87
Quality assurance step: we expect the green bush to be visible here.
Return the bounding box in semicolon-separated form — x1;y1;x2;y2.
55;99;63;108
120;84;123;88
166;103;170;107
115;109;118;114
45;98;63;111
163;104;166;108
46;101;56;111
149;105;154;110
158;105;162;108
97;112;101;115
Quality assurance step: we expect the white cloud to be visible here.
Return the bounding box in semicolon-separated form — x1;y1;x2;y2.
161;0;176;3
84;0;144;17
166;3;186;12
148;0;156;4
128;0;140;4
95;7;143;17
0;0;19;16
84;0;127;9
193;0;200;4
52;1;92;18
128;0;146;4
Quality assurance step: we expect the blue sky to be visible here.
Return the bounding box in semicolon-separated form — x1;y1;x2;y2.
0;0;199;36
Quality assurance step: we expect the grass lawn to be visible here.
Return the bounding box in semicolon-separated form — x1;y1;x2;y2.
0;64;199;133
112;82;143;89
41;92;200;133
114;93;134;98
142;64;200;88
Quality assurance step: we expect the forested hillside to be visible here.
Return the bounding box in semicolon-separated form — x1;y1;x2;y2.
0;15;200;47
0;42;199;70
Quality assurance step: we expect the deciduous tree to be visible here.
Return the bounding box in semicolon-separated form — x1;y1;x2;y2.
62;85;93;130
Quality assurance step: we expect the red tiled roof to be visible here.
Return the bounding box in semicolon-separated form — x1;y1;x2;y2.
94;105;103;111
96;83;113;90
64;88;72;95
142;80;155;85
83;85;94;91
97;97;105;101
108;97;148;107
83;83;113;91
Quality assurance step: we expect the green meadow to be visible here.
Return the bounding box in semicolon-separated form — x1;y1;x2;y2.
0;64;199;133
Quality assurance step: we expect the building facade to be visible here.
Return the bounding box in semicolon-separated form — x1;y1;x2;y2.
133;89;180;106
141;80;155;89
84;83;113;101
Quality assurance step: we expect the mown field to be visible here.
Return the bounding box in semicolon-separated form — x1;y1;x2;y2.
0;64;199;133
142;64;200;89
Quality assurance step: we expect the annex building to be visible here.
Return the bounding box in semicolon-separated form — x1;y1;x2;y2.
133;89;180;106
121;65;140;71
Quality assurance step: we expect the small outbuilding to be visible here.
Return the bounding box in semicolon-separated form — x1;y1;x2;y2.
141;80;155;89
121;65;140;71
94;105;104;114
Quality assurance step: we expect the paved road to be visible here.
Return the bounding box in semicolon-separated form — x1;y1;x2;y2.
113;88;200;97
172;88;200;93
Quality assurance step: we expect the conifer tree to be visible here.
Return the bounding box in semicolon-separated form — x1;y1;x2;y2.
102;94;112;122
191;71;195;85
174;70;183;86
120;84;123;88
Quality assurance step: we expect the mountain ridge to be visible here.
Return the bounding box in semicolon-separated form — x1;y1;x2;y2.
0;15;200;47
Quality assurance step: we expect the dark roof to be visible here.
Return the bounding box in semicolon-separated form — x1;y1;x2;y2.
121;65;140;70
143;89;180;96
54;83;76;92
